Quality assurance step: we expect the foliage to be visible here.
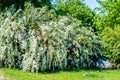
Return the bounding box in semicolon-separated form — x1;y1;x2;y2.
94;0;120;67
100;26;120;65
0;0;51;10
95;0;120;31
0;4;102;72
55;0;95;26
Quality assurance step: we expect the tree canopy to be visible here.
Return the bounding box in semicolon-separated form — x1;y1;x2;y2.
95;0;120;31
56;0;95;26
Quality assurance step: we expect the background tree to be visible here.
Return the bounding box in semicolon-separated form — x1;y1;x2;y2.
95;0;120;31
55;0;95;26
0;0;51;10
95;0;120;67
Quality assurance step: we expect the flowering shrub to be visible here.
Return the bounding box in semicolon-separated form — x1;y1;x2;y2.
0;4;102;72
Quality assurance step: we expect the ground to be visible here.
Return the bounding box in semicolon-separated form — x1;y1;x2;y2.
0;68;120;80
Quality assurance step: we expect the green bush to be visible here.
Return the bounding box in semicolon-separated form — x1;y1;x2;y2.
0;4;102;72
100;26;120;65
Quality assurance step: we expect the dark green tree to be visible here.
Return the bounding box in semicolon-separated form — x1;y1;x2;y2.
0;0;51;10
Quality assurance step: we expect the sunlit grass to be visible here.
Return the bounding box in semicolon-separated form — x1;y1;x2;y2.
1;68;120;80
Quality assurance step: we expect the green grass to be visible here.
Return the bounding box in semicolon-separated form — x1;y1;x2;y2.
1;68;120;80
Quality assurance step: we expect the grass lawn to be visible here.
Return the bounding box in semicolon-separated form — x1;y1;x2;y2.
1;68;120;80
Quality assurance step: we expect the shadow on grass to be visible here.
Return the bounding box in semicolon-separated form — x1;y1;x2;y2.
0;67;118;74
33;68;116;74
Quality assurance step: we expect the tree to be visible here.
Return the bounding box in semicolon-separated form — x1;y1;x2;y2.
100;26;120;66
0;0;51;10
95;0;120;67
95;0;120;31
55;0;95;26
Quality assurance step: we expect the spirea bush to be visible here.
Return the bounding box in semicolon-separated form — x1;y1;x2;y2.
0;4;102;72
100;26;120;66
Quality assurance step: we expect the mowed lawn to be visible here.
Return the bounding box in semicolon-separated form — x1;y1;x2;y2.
1;68;120;80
